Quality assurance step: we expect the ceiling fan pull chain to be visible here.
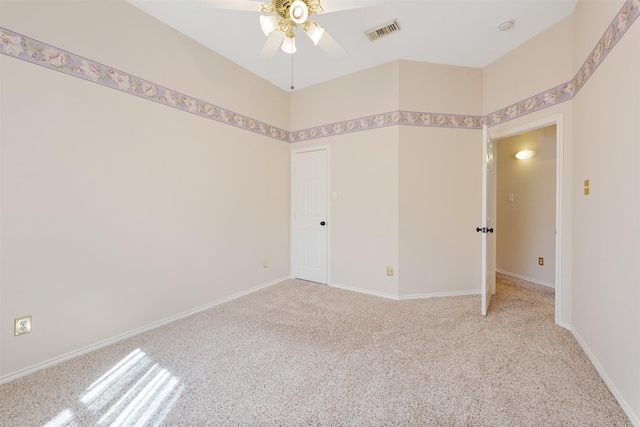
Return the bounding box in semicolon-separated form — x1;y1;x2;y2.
290;50;295;90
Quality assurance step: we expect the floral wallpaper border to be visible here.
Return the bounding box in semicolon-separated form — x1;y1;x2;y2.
289;111;485;143
0;0;638;141
0;28;290;143
485;0;639;128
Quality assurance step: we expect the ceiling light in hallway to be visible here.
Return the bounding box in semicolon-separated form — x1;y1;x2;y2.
515;149;536;160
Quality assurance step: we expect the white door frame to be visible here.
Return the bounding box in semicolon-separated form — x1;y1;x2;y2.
489;114;564;327
290;145;331;283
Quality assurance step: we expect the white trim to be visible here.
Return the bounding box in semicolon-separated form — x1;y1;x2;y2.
489;113;564;327
328;282;397;300
572;328;640;426
0;276;289;385
397;290;481;300
557;321;572;331
329;281;479;301
496;270;555;288
290;145;331;284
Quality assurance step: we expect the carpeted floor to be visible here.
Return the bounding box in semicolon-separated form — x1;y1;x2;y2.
0;274;632;426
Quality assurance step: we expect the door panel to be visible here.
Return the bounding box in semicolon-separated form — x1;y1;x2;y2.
481;126;497;316
293;150;328;283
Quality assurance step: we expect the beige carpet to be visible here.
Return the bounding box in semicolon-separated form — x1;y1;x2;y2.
0;274;631;426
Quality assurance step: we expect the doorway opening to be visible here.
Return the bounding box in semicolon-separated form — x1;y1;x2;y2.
496;125;557;287
489;114;564;326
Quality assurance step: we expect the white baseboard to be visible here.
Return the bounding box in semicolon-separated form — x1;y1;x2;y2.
398;289;481;300
0;276;289;385
557;321;572;331
572;328;639;426
328;282;480;301
328;282;398;300
497;270;555;288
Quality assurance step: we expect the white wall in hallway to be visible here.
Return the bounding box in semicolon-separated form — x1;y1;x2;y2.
496;125;557;286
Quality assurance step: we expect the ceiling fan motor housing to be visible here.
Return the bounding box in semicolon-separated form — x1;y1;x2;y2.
289;1;309;24
274;0;294;19
272;0;318;21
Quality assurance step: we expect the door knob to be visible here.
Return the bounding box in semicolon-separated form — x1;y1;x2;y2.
476;227;493;233
320;221;326;226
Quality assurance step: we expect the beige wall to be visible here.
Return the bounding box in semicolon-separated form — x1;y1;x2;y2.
399;60;483;115
483;15;574;115
571;0;640;420
496;126;556;286
398;126;481;296
290;61;399;130
1;1;290;377
397;61;483;297
327;128;399;296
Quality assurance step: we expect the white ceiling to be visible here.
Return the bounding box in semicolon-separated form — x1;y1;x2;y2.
125;0;578;91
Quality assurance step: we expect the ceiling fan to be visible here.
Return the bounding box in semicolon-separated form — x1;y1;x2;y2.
200;0;383;60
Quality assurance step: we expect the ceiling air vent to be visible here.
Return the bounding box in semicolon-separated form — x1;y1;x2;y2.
365;19;401;41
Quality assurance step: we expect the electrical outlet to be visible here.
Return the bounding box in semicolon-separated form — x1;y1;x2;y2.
386;266;394;276
263;259;268;268
538;257;544;266
14;316;32;336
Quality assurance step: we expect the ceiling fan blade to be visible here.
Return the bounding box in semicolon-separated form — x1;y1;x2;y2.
259;31;285;61
319;0;383;14
197;0;264;12
317;30;348;59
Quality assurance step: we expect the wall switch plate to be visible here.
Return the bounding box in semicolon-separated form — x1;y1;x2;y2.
386;266;394;276
14;315;32;336
263;259;269;268
584;179;590;195
538;257;544;266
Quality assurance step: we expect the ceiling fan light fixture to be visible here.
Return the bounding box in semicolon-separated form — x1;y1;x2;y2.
304;21;325;45
259;15;279;36
289;0;309;24
281;35;297;54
